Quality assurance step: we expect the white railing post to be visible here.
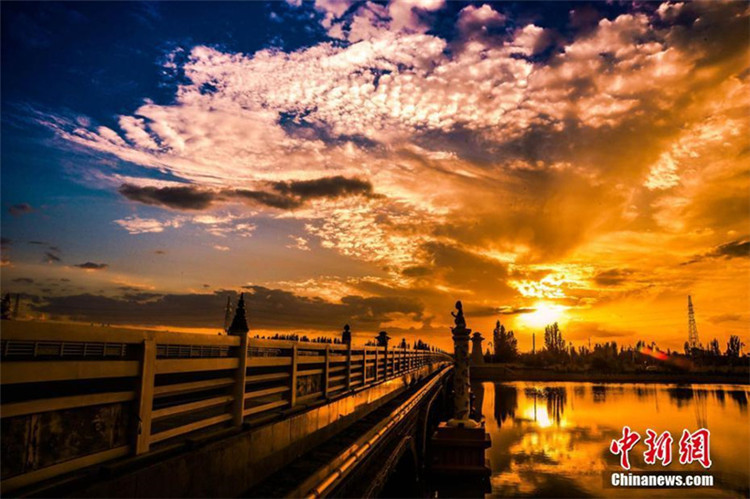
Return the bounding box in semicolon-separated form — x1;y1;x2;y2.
233;332;249;426
345;343;352;390
290;344;298;408
342;325;352;391
324;345;330;398
362;348;368;385
135;338;156;455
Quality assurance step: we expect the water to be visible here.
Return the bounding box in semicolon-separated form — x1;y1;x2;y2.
476;382;750;498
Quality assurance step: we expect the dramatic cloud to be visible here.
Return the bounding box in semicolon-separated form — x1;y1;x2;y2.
271;176;373;201
706;239;750;260
7;1;748;349
709;313;744;325
8;203;33;216
118;184;215;210
593;268;634;287
43;251;61;263
683;239;750;265
233;176;374;209
74;262;108;270
31;287;425;331
118;176;374;211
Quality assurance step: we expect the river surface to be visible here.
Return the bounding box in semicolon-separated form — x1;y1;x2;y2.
476;381;749;498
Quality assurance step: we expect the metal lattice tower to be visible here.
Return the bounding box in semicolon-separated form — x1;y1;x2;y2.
223;296;233;333
688;295;699;349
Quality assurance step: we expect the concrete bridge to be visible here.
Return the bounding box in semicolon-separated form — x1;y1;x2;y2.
0;317;453;497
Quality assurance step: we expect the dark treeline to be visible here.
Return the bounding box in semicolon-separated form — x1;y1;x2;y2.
253;332;343;344
485;321;748;373
253;332;441;351
364;338;440;351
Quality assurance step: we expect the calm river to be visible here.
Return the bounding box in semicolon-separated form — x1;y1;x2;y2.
475;381;749;498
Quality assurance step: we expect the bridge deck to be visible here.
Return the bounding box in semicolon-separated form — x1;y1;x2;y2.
246;367;449;498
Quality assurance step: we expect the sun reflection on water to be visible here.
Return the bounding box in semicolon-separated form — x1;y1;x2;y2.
481;382;750;498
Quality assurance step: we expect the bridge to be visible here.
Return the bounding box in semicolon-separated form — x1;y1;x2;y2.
0;312;455;497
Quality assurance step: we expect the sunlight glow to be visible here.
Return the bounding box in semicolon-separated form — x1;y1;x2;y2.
520;302;567;329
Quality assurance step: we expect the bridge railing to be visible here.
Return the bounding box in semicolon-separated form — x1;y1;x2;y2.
0;321;452;492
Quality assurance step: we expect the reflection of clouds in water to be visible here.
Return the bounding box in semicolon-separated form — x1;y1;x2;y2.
491;469;594;498
484;382;750;498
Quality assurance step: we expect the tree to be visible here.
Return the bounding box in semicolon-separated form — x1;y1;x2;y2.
544;322;565;354
492;320;518;362
726;335;745;358
709;338;721;357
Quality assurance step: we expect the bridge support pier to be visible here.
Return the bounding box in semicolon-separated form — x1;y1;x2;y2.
429;301;491;492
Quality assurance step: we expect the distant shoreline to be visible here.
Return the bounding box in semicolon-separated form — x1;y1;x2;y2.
471;365;750;385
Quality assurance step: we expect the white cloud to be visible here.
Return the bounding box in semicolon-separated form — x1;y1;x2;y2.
287;235;311;251
39;2;749;277
457;4;506;38
114;216;181;234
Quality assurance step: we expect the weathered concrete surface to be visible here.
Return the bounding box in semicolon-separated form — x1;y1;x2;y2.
46;362;445;498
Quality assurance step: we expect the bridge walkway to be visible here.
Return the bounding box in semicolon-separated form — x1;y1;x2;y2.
246;366;450;498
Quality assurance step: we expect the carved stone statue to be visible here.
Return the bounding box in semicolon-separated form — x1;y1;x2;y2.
451;300;466;329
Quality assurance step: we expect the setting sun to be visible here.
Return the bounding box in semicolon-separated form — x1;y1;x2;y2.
520;302;568;329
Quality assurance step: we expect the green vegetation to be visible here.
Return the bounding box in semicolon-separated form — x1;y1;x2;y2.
484;321;749;376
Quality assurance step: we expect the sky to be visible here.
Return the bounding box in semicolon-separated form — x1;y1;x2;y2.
1;1;748;351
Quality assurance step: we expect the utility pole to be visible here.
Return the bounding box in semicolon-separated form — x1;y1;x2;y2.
688;295;699;350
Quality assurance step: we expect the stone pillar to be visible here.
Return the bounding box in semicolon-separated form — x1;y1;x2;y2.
470;332;484;366
430;301;490;489
449;320;476;427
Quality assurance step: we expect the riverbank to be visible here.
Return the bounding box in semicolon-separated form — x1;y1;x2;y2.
471;365;750;385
